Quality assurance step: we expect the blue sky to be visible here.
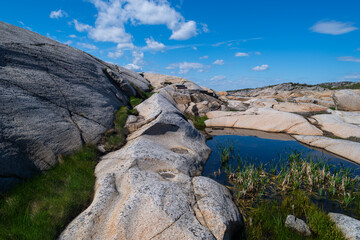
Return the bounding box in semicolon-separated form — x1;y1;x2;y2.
1;0;360;90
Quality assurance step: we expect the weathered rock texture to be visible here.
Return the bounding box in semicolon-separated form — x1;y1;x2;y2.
294;135;360;164
205;109;323;136
0;21;149;192
60;93;243;240
328;213;360;240
332;90;360;111
285;215;311;236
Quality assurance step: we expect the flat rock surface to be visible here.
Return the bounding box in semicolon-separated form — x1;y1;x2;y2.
333;90;360;111
0;21;148;192
273;102;328;113
60;93;243;240
311;114;360;139
329;213;360;240
293;135;360;164
205;108;323;136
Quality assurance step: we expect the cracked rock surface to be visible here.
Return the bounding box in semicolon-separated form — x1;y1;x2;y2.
0;21;149;192
59;93;243;240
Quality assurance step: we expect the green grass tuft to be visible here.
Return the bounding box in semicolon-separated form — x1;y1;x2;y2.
129;96;143;108
0;145;99;240
103;106;129;151
185;114;208;131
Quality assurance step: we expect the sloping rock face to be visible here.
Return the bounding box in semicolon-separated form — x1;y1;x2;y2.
0;21;149;192
60;93;243;239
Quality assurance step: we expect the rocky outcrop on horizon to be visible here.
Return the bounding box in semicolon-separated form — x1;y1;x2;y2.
0;21;150;192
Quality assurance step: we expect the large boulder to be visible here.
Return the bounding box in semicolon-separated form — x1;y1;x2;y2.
205;109;323;136
328;213;360;240
332;90;360;111
60;93;243;239
0;21;149;192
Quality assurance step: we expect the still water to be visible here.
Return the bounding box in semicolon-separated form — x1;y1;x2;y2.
203;128;360;184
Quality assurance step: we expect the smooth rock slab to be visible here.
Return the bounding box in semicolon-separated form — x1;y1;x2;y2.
293;135;360;164
311;114;360;139
205;108;323;136
329;213;360;240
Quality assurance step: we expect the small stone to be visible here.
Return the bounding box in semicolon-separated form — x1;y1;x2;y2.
285;215;311;236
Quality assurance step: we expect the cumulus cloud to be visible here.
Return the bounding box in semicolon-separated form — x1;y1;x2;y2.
235;52;249;57
69;34;77;38
170;20;197;40
210;75;226;81
310;20;358;35
144;37;165;51
200;55;208;59
201;23;209;33
77;43;98;50
213;59;224;65
125;51;144;71
50;9;68;19
252;64;269;71
73;0;198;45
73;19;92;32
337;56;360;63
166;62;205;74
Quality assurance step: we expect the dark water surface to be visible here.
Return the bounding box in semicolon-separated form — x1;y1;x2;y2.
203;128;360;184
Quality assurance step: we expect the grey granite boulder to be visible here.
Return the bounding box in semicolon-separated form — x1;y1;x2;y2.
0;21;148;192
329;213;360;240
285;215;311;236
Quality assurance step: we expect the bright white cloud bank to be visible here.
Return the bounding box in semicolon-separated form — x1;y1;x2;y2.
74;0;198;44
50;9;67;19
252;64;269;71
310;20;358;35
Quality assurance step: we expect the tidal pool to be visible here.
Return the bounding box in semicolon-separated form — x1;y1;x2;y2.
203;128;360;184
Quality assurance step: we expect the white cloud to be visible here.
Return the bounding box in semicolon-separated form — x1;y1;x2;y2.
170;20;197;40
166;62;205;74
125;50;144;71
235;52;249;57
69;34;77;38
213;59;224;65
108;50;124;59
337;56;360;63
200;55;208;59
193;47;197;50
73;19;92;32
125;63;142;71
50;9;68;19
252;64;269;71
210;75;226;81
254;51;261;55
77;43;98;50
144;37;165;51
75;0;199;45
310;20;358;35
